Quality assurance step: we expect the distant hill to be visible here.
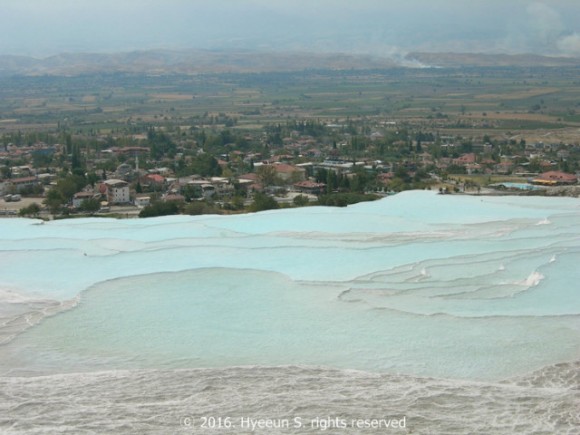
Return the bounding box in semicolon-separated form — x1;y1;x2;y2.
1;50;579;76
0;49;398;76
406;52;580;68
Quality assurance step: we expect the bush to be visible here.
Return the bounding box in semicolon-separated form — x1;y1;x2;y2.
139;201;181;218
249;193;279;212
317;193;380;207
78;198;100;214
293;195;310;207
184;201;220;215
19;202;42;217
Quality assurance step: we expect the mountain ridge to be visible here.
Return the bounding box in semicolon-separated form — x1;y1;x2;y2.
0;49;579;76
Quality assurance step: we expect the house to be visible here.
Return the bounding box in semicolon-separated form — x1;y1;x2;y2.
105;146;149;157
237;174;260;193
101;179;131;204
377;172;395;185
317;160;354;173
272;164;306;182
72;192;98;208
144;173;166;186
209;177;233;196
150;167;172;176
269;154;294;163
163;194;185;203
494;161;513;175
532;171;577;185
293;180;326;195
185;179;218;199
138;173;166;193
239;173;259;183
11;166;34;178
453;153;476;165
200;184;216;199
134;196;151;207
4;176;41;194
465;163;482;175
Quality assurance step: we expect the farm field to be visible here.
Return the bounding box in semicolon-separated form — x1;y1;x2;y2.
0;66;579;137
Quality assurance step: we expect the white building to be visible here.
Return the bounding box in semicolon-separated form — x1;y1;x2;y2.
134;196;151;207
102;179;131;204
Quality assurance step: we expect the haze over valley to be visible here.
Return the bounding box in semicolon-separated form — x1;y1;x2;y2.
1;0;580;67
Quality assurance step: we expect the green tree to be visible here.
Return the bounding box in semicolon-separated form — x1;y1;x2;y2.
0;166;11;179
55;175;86;201
293;195;309;207
71;143;83;172
43;189;66;214
148;128;177;160
185;154;223;177
139;201;180;218
86;172;99;187
256;165;278;187
19;203;41;217
318;193;379;207
32;152;53;169
250;193;279;212
231;196;246;210
184;201;220;215
78;198;101;214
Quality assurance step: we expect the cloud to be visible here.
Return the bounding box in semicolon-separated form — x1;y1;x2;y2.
526;2;565;45
523;2;580;57
1;0;579;57
498;1;580;55
557;33;580;56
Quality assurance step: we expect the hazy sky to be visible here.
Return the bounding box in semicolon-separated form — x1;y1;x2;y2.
1;0;580;57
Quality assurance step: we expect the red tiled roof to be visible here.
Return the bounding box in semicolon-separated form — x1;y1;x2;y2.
9;176;37;183
239;173;258;181
74;192;94;198
164;194;185;202
146;174;165;183
273;164;303;173
537;171;577;182
453;153;476;164
294;180;326;188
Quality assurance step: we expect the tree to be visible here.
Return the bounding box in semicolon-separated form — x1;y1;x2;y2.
250;193;279;212
148;128;177;159
78;198;101;214
43;189;66;214
86;172;99;187
32;152;53;168
65;133;73;154
19;203;41;217
293;195;309;207
139;201;180;218
318;193;379;207
0;166;11;179
256;165;278;187
71;143;82;172
185;154;222;177
184;201;219;215
55;175;86;201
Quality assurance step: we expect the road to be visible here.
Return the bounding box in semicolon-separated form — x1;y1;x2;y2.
0;197;142;219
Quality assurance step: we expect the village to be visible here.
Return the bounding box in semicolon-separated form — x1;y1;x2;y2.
1;120;578;219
